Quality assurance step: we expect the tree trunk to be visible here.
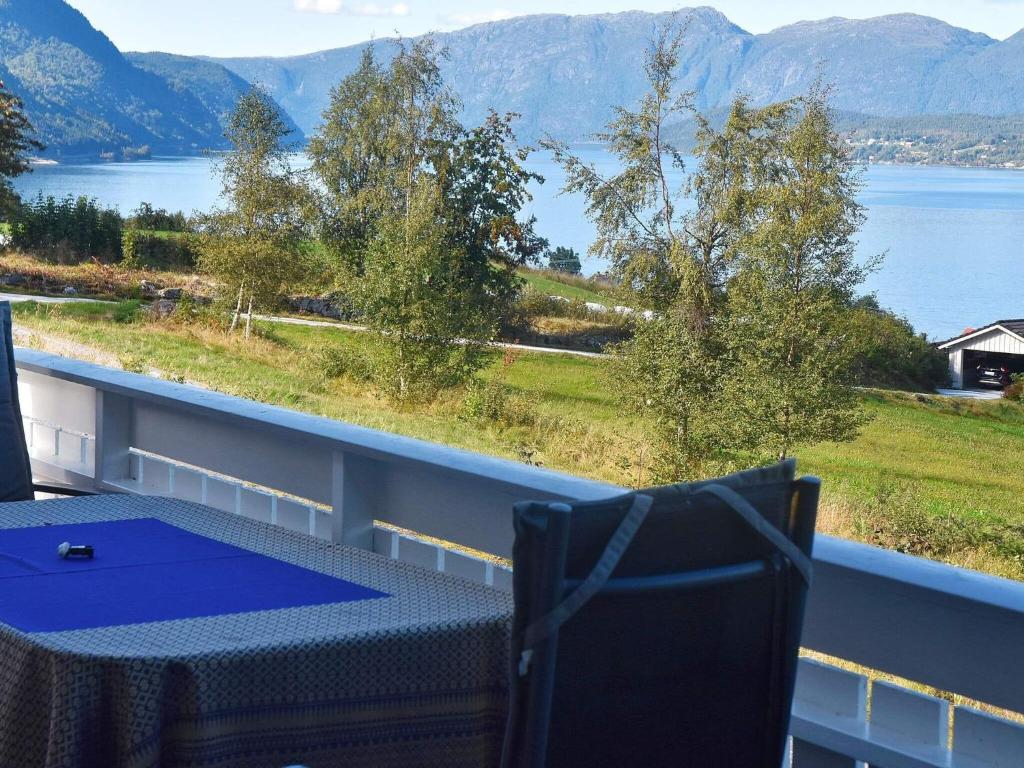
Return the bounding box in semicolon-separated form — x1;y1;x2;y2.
229;283;244;333
244;294;254;339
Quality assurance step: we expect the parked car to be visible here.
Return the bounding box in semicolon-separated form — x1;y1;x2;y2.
976;363;1012;388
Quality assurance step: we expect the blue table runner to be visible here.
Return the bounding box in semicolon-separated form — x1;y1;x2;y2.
0;518;388;632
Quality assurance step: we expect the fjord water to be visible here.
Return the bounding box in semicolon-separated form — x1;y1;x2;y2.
15;148;1024;341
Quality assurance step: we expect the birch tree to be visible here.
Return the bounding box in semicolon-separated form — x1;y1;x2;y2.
722;91;873;461
308;39;541;400
197;87;309;337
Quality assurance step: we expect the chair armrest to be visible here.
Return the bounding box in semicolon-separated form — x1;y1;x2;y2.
32;483;98;497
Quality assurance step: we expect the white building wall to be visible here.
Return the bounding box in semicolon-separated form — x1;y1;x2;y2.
957;328;1024;355
941;327;1024;389
948;349;964;389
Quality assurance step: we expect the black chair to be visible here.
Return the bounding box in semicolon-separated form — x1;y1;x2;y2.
501;460;819;768
1;301;95;501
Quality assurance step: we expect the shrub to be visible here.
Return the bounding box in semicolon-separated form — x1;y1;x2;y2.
315;345;375;384
1005;374;1024;402
112;300;142;324
10;194;123;263
461;348;538;427
847;299;948;391
513;288;612;322
121;229;198;270
126;203;189;233
461;378;537;427
853;479;980;557
117;352;148;374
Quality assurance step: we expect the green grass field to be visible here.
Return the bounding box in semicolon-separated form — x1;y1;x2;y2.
518;268;617;306
12;299;1024;577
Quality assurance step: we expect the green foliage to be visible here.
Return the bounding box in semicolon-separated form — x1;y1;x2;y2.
122;229;197;270
315;344;375;383
845;476;1024;576
444;109;548;272
306;42;461;275
844;113;1024;168
847;297;949;390
547;246;582;274
126;203;189;232
112;300;142;324
117;352;148;374
553;23;875;479
852;478;981;558
0;80;42;215
720;91;873;462
352;182;498;402
461;379;538;428
308;38;540;401
196;87;311;337
120;229;138;268
461;348;538;427
10;194;122;262
1006;374;1024;402
513;289;610;322
550;22;742;478
613;313;729;481
542;22;702;313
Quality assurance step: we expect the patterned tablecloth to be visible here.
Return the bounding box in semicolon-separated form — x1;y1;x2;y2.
0;495;513;768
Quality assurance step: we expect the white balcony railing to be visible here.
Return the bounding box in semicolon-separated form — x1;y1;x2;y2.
14;348;1024;767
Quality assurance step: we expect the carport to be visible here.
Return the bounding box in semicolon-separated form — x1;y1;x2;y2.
938;320;1024;389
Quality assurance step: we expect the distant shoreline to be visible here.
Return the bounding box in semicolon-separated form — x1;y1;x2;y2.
26;149;1024;174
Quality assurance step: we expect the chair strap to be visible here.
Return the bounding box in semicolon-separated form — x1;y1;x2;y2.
695;483;813;586
519;493;653;666
516;482;812;675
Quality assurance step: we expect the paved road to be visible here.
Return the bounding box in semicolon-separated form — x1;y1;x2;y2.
935;388;1004;400
1;291;112;305
2;292;608;359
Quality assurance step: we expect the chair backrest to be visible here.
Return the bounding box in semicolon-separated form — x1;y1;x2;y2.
0;301;33;502
501;460;819;768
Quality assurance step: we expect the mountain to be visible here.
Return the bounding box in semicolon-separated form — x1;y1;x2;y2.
208;9;748;141
126;52;304;144
0;0;302;158
3;3;1023;159
208;9;1024;143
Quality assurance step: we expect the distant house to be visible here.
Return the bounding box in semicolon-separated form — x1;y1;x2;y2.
937;320;1024;389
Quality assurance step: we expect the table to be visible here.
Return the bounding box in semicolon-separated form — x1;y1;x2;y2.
0;495;513;768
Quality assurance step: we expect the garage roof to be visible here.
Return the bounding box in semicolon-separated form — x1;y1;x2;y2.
937;320;1024;350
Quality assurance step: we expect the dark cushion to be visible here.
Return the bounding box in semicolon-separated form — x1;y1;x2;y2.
508;460;805;768
0;302;33;502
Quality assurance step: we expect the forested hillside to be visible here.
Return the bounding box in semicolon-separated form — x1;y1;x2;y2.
0;0;301;157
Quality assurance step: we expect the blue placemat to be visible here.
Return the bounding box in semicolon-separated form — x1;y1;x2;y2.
0;518;388;632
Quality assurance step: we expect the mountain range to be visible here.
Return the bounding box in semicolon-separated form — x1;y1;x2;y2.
3;1;1024;159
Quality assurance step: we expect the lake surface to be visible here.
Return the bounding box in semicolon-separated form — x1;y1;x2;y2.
15;149;1024;341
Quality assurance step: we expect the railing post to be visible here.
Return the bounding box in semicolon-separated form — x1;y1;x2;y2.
94;391;133;491
331;450;375;550
790;741;859;768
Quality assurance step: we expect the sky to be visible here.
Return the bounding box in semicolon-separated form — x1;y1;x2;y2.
65;0;1024;58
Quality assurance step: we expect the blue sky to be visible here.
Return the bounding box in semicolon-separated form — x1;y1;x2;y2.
66;0;1024;57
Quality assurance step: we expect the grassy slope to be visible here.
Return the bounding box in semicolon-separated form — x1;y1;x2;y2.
802;392;1024;526
13;300;1024;532
518;268;617;306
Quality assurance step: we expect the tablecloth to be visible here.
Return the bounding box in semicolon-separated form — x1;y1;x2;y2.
0;495;513;768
